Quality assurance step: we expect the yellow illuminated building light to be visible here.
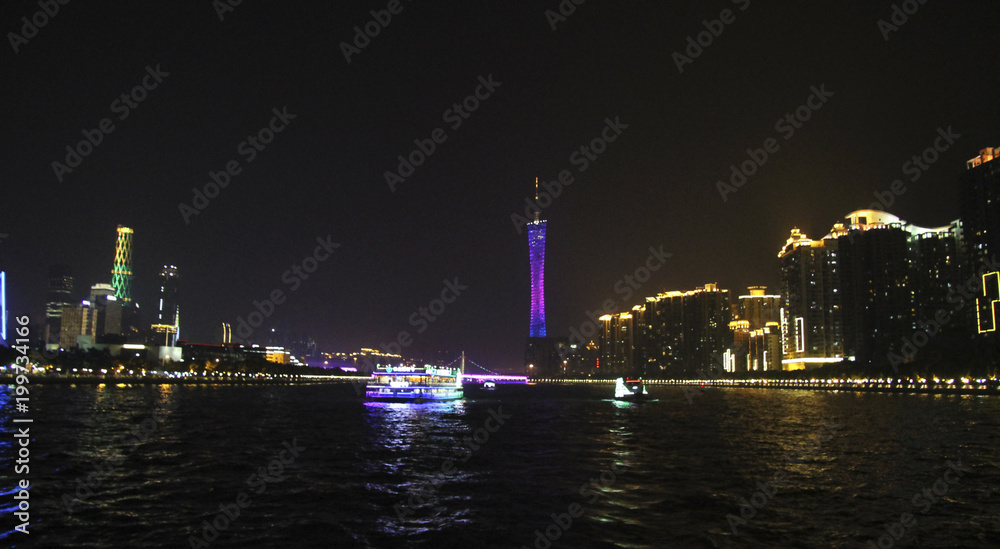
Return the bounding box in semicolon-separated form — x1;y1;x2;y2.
977;272;1000;333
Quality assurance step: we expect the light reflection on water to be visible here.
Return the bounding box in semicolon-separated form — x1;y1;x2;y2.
2;383;999;548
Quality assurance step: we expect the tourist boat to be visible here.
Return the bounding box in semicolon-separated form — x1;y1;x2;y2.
365;363;464;402
614;377;649;401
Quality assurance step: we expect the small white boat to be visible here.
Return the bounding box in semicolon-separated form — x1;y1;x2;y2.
614;377;649;401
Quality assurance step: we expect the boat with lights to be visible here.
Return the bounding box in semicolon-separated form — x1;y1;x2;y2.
365;362;464;402
614;377;649;401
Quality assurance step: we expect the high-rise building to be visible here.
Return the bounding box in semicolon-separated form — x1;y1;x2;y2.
44;265;74;345
639;284;732;376
644;291;685;373
957;147;1000;359
739;286;781;330
598;311;635;377
89;283;122;339
682;283;732;374
836;210;962;367
959;147;1000;269
778;227;843;370
111;225;134;305
151;265;180;346
835;212;913;367
727;286;782;373
59;302;98;349
748;322;783;372
780;210;963;370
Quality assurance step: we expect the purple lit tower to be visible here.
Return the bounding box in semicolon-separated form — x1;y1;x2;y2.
528;177;547;338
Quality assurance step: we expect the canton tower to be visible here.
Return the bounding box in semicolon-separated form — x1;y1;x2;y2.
528;178;547;337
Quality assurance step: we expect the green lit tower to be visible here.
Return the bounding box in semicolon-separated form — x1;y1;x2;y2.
111;225;134;305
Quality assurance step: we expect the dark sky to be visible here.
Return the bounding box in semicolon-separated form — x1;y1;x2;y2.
2;0;998;371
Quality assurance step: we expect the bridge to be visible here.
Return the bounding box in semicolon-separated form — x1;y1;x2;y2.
440;355;528;384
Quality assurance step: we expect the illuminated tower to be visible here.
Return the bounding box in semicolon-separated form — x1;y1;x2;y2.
0;271;6;346
111;225;134;305
527;178;547;338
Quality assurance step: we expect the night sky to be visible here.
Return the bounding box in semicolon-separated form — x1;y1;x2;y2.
2;0;998;370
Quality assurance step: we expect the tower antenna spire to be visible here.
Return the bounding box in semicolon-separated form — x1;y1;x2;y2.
534;177;540;222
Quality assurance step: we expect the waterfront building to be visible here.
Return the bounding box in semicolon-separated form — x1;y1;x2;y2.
89;283;122;339
959;147;1000;269
151;265;180;346
778;227;843;370
598;311;635;378
748;322;783;372
640;284;731;376
59;301;99;349
780;210;963;369
44;265;74;345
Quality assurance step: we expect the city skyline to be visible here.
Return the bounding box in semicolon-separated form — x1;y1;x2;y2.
2;1;998;370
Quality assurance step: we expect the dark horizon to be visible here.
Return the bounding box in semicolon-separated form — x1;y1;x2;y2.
2;0;998;369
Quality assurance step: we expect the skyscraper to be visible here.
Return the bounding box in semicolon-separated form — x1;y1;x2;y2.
527;178;547;338
959;146;1000;268
59;301;98;349
598;311;635;377
44;265;74;345
780;210;963;370
90;283;122;339
778;227;843;370
111;225;134;305
152;265;180;346
837;210;962;367
638;284;732;376
728;286;782;373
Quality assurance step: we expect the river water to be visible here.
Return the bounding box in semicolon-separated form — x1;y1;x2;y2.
2;382;999;548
